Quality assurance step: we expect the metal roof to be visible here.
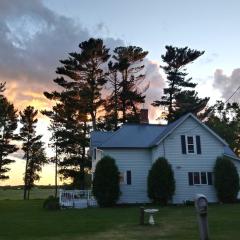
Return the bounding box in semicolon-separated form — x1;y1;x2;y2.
90;131;114;148
97;124;167;148
90;113;240;161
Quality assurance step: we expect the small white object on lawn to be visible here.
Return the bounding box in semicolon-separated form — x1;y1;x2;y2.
144;209;159;225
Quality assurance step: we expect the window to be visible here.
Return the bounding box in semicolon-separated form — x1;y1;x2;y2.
119;170;132;185
187;136;195;154
188;172;213;185
92;148;103;161
181;135;202;154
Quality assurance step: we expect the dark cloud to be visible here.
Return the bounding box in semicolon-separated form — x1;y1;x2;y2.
0;0;164;120
213;69;240;100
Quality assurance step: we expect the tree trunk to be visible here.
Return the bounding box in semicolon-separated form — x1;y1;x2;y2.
23;152;29;200
54;144;58;198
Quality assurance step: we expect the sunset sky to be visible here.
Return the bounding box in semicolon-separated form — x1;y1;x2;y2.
1;0;240;185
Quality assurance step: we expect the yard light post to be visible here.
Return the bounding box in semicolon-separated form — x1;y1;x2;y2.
195;194;209;240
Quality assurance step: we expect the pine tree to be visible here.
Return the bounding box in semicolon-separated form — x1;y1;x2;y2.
56;38;110;130
20;106;46;199
44;89;91;189
111;46;148;124
152;46;209;122
0;82;18;180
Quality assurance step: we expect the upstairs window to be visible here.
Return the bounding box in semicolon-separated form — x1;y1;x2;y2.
187;136;195;153
181;135;202;154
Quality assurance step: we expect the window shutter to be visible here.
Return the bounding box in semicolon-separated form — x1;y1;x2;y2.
126;171;131;185
181;135;186;154
196;135;202;154
207;172;213;185
188;172;193;186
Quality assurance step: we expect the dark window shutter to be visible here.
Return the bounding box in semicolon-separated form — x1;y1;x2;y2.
126;171;131;185
207;172;213;185
188;172;193;186
181;135;186;154
196;136;202;154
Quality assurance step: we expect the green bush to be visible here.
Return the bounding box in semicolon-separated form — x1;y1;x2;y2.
93;156;120;207
43;196;60;210
214;156;240;203
147;157;175;205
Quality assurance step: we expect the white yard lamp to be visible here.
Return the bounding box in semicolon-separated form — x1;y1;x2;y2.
144;208;159;225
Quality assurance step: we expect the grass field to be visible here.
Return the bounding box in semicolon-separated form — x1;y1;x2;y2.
0;200;240;240
0;188;55;200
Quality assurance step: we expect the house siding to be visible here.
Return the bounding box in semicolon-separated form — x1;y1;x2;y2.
101;149;151;203
92;115;240;204
152;117;225;203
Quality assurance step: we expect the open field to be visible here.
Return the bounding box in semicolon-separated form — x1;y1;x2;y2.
0;188;55;200
0;200;240;240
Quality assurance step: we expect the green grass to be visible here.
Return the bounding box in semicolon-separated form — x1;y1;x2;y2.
0;189;54;200
0;200;240;240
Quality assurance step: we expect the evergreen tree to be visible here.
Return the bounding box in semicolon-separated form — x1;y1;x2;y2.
93;156;120;207
20;106;46;199
0;82;18;180
147;157;175;205
111;46;148;124
44;91;91;189
25;141;47;199
56;38;110;130
214;156;239;203
153;46;209;122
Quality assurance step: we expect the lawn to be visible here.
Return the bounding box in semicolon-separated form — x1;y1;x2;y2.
0;200;240;240
0;188;55;200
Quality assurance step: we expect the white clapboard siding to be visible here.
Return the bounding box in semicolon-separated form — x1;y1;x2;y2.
152;117;225;203
103;149;151;203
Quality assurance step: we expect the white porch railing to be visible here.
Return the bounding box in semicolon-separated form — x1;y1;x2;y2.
59;189;97;209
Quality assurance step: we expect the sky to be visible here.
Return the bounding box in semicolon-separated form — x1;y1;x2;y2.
1;0;240;185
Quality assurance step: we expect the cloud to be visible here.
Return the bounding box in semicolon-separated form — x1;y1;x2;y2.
213;68;240;100
0;0;125;112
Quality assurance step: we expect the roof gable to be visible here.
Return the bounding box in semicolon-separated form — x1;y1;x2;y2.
151;113;228;147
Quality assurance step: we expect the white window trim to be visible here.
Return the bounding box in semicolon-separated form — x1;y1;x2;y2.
92;148;104;161
119;171;127;185
186;135;196;155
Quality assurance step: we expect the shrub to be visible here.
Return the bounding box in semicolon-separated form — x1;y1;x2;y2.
147;157;175;205
93;156;120;207
43;196;60;210
214;156;239;203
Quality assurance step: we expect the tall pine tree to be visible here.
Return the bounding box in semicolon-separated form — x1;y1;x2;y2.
153;46;209;122
56;38;110;130
110;46;148;124
0;82;18;180
20;106;46;199
44;78;91;189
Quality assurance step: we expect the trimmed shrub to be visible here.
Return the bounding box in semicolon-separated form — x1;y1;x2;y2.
214;156;239;203
147;157;175;205
43;196;60;210
93;156;120;207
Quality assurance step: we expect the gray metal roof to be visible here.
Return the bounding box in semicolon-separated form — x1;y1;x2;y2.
97;124;167;148
90;131;114;148
90;113;239;161
223;146;240;160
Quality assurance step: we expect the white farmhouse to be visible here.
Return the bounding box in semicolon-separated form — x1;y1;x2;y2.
90;110;240;204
